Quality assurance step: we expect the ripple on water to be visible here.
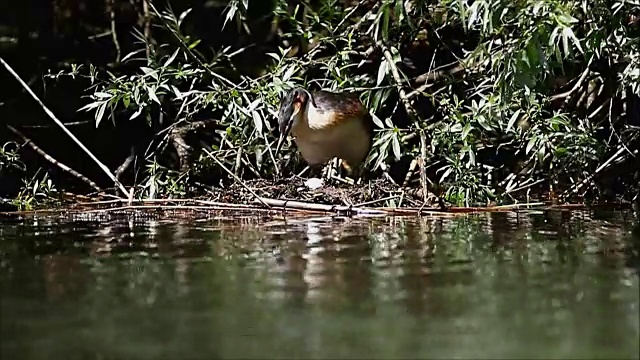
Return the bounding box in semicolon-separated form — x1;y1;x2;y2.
0;209;639;359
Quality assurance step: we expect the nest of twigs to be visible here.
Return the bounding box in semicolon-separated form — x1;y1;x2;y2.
217;177;407;207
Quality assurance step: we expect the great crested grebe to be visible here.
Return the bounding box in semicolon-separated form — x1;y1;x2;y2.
275;87;374;180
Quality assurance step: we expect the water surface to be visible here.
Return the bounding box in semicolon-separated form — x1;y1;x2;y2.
1;209;639;359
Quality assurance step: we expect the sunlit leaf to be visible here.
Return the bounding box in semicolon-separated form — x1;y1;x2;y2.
392;135;401;160
146;85;161;105
377;59;387;86
507;109;521;132
440;166;453;183
282;65;296;81
164;48;180;67
252;110;263;134
129;107;143;121
94;92;112;99
78;101;102;112
188;39;201;49
178;8;193;27
372;113;385;129
526;136;538;154
461;123;472;140
95;102;107;127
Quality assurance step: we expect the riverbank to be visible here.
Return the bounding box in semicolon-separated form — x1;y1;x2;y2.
2;176;636;219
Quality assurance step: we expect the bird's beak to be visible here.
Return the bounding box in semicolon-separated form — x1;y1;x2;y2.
275;102;300;157
278;102;301;136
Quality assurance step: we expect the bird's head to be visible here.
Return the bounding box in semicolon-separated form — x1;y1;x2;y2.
274;88;315;158
276;87;313;137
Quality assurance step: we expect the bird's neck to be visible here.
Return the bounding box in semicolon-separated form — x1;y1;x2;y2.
296;101;334;131
294;101;312;125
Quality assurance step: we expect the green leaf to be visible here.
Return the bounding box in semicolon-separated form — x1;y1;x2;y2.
78;101;102;112
461;123;472;140
252;110;263;134
164;49;180;67
146;85;161;105
94;92;112;99
248;98;260;112
458;0;467;31
188;39;201;50
140;67;156;76
507;109;521;132
440;166;453;183
129;107;143;121
95;102;107;127
526;136;538;154
467;149;476;167
372;113;384;129
563;27;584;54
384;116;394;128
121;48;146;63
392;135;401;160
377;59;387;86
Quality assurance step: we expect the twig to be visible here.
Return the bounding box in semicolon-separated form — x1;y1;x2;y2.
402;158;417;187
75;198;259;209
202;148;270;208
380;44;419;121
331;174;354;185
20;120;92;128
489;202;545;209
76;204;277;214
254;198;388;215
413;62;464;85
332;0;367;35
419;130;428;204
115;147;136;179
0;57;131;198
262;133;279;175
550;56;594;103
561;143;629;199
7;125;102;192
607;97;636;158
379;43;430;204
504;178;545;195
106;0;121;63
354;195;400;207
142;0;151;59
297;166;310;177
397;190;405;208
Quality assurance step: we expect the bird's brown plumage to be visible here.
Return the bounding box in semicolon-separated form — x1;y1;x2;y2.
276;88;373;176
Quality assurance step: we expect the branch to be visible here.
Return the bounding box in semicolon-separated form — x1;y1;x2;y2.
0;57;131;198
379;43;429;204
560;134;639;200
114;146;136;179
413;63;464;85
253;198;388;215
550;55;594;102
7;125;102;192
202;148;270;208
145;0;235;87
142;0;151;59
106;0;121;63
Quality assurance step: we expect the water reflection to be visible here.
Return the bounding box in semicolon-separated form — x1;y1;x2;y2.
0;210;638;359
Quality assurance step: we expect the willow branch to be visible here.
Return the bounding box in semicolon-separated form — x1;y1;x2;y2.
7;125;102;192
0;57;131;198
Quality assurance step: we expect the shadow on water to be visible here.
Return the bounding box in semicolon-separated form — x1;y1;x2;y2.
0;209;639;359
